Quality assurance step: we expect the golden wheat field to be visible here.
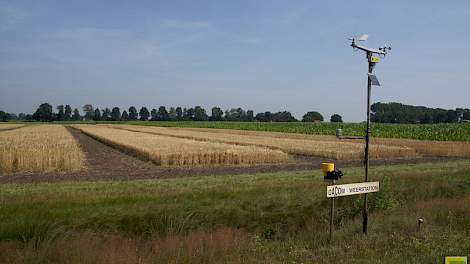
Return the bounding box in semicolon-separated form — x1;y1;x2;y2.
72;125;289;166
0;125;84;175
169;127;470;158
0;124;24;131
105;125;418;160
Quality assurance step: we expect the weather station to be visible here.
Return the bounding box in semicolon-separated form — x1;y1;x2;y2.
324;34;391;242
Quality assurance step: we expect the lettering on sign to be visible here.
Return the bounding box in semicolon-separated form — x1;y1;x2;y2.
327;181;380;198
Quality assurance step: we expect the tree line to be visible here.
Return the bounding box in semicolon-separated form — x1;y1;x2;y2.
1;103;341;123
371;102;470;124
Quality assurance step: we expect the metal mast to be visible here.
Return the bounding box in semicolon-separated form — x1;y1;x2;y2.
350;34;391;234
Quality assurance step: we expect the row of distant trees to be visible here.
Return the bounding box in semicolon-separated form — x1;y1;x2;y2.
371;102;470;124
1;103;343;123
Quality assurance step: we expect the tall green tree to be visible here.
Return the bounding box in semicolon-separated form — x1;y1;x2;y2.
168;107;177;121
210;107;223;121
33;103;54;121
302;111;323;122
93;108;102;121
72;108;81;121
139;107;150;121
0;111;7;122
156;106;170;121
150;108;158;121
255;112;272;122
64;105;72;120
246;110;254;122
194;106;208;121
330;114;343;123
175;107;183;121
224;108;246;121
121;110;129;121
82;104;94;120
111;107;121;121
183;108;194;121
272;111;297;122
56;105;65;121
102;108;111;121
128;106;138;120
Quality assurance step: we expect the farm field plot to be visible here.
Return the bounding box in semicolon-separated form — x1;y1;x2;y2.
0;124;24;131
107;124;418;160
72;125;289;166
172;126;470;158
0;125;84;175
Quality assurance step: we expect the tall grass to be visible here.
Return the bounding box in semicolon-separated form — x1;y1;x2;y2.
0;160;469;263
108;124;418;160
72;125;289;166
0;125;84;175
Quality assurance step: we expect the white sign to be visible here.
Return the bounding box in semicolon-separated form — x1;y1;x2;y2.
327;181;380;198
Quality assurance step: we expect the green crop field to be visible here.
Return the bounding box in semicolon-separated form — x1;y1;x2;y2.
1;160;469;263
14;121;470;141
75;121;470;141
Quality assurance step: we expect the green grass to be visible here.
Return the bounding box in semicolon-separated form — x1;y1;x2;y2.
1;160;470;263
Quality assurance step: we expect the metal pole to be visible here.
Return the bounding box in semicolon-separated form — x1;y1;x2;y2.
329;179;335;242
363;52;374;234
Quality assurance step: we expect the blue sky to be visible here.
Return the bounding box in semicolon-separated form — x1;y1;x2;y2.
1;0;469;121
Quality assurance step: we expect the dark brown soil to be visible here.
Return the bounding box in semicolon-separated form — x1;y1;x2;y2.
0;128;462;184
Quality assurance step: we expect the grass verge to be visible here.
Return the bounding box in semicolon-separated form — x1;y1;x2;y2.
0;160;469;262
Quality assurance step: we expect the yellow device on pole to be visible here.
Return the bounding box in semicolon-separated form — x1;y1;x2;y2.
322;163;335;176
370;56;380;63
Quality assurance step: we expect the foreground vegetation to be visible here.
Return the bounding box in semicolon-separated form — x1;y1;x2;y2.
0;125;84;175
1;160;469;263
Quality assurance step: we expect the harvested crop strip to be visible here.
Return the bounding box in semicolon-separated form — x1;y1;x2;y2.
73;125;289;166
0;124;25;131
185;127;470;158
107;125;418;160
0;125;84;175
372;138;470;157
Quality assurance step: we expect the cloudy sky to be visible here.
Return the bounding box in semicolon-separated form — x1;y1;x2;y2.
1;0;469;121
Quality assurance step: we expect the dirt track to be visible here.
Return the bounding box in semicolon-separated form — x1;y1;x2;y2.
0;128;461;184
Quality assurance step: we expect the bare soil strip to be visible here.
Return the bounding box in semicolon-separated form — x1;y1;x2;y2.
0;128;462;184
